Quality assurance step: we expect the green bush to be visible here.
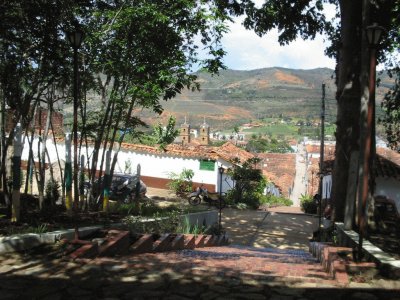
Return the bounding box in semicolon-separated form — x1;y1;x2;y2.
116;201;182;217
44;179;60;206
300;194;317;214
167;168;194;196
261;194;293;207
177;216;207;235
122;210;182;234
225;189;261;209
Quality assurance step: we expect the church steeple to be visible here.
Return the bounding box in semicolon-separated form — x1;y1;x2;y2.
199;117;210;145
180;116;191;145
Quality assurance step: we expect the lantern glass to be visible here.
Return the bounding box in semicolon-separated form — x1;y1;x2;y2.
67;30;83;48
218;166;224;175
366;23;384;47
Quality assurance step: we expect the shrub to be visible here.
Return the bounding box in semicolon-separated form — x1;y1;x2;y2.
226;157;268;209
261;194;293;207
44;179;60;207
177;216;206;235
167;168;194;196
300;194;317;214
225;189;261;209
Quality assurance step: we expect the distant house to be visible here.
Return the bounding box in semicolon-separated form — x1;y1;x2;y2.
306;143;335;198
307;144;400;215
374;147;400;213
258;153;297;198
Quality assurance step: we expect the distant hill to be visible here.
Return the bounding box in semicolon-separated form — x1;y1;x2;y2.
136;67;394;131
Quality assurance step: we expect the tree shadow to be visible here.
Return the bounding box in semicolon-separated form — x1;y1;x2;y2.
1;246;399;299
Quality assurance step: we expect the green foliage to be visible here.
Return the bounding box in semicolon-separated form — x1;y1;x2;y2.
246;136;294;153
226;157;267;209
299;194;317;214
176;217;206;236
380;69;400;151
123;210;182;234
2;224;49;236
152;116;180;150
44;179;60;207
261;194;293;207
167;168;194;196
115;200;181;217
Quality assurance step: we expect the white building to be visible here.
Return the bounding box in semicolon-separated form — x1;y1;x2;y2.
21;137;253;194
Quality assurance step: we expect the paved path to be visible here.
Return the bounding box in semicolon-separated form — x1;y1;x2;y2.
222;208;317;251
291;143;307;207
1;207;400;299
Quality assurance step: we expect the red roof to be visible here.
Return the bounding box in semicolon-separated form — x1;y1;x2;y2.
258;153;296;197
306;146;400;195
120;141;254;164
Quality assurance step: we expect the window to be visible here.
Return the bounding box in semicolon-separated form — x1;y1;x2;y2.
199;160;215;171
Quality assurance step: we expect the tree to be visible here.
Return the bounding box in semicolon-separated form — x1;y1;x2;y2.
0;0;75;207
153;116;180;150
381;70;400;151
0;1;233;215
246;136;293;153
226;157;267;209
224;0;398;223
78;1;231;202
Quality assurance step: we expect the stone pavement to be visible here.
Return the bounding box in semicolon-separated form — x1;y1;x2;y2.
1;205;400;299
222;207;318;251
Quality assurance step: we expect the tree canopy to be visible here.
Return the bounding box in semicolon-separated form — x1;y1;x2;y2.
0;0;234;213
223;0;399;223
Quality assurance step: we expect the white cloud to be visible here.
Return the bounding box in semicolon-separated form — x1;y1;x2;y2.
221;4;337;71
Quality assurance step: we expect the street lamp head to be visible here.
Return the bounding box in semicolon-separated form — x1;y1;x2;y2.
366;23;385;47
218;165;224;175
67;30;84;49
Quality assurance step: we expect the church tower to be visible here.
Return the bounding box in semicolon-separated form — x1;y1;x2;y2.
180;117;191;145
199;118;210;145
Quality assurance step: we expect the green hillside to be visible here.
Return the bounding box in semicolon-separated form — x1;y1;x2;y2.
136;67;394;131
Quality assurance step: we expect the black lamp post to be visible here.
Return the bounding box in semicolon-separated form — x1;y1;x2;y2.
218;165;224;235
358;23;384;260
67;29;84;214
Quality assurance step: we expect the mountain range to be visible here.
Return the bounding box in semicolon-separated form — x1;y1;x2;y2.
139;67;394;131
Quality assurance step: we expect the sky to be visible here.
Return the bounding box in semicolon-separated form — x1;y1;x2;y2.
220;3;337;71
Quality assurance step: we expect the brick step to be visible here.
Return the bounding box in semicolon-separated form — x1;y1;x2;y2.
309;241;378;285
68;230;230;259
173;245;339;286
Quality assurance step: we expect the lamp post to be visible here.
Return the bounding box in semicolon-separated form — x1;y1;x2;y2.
66;30;84;213
218;165;224;235
358;23;384;260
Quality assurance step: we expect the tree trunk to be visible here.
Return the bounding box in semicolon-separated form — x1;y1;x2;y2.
331;0;363;222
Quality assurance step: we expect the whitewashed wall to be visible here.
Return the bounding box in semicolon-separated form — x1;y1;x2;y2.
21;137;232;193
119;149;218;187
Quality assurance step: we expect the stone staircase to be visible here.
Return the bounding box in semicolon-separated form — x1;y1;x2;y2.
63;229;380;286
169;245;342;287
309;241;379;284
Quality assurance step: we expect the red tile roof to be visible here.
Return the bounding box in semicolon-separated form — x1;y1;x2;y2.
120;141;254;164
306;146;400;195
305;144;335;156
257;153;296;197
375;147;400;179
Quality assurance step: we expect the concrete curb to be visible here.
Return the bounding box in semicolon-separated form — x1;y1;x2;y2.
336;222;400;278
0;226;101;254
0;210;218;255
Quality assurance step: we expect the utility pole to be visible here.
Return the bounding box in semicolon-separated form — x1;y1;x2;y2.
318;83;326;234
